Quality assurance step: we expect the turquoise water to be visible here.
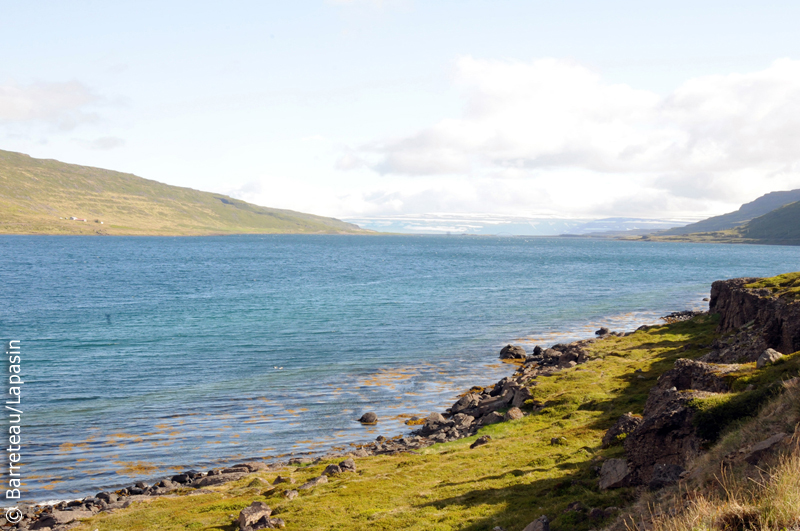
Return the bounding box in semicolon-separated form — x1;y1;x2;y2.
2;235;799;501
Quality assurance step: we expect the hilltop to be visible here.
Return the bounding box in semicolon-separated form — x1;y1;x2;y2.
0;149;368;236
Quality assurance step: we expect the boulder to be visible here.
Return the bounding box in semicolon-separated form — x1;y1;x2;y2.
234;461;268;472
30;509;94;529
601;413;643;448
595;327;610;336
284;489;298;500
358;412;378;425
322;464;342;476
339;458;356;473
757;348;784;368
522;515;550;531
193;472;247;487
504;407;524;421
598;459;629;490
238;502;271;530
452;413;475;429
499;344;527;360
470;435;491;449
298;475;328;490
744;433;788;465
511;386;534;408
479;411;504;426
451;393;481;414
272;475;295;485
648;463;684;490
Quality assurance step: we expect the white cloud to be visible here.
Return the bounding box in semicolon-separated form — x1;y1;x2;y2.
80;136;126;150
0;81;99;130
341;57;800;216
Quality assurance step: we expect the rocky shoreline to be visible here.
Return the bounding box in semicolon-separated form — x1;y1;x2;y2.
9;320;659;530
12;277;800;531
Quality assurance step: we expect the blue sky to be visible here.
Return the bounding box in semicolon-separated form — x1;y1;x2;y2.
3;1;800;231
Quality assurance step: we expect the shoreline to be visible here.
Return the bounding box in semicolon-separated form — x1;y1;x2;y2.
21;310;696;515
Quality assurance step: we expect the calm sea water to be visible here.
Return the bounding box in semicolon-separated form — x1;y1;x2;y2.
2;235;800;502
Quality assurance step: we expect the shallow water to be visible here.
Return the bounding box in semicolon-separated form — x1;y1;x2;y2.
2;234;799;501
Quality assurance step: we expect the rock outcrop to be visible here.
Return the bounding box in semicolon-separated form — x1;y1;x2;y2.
707;277;800;361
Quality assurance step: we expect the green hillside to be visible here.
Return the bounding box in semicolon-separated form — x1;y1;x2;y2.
633;199;800;246
0;149;368;235
742;200;800;244
659;188;800;236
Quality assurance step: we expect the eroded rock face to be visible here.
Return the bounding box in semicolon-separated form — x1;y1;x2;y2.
709;277;800;360
654;358;736;394
623;388;713;485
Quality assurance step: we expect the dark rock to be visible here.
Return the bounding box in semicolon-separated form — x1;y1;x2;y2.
499;344;527;360
602;413;642;448
298;475;328;490
598;458;630;490
522;515;550;531
588;507;605;519
238;501;271;530
550;436;567;446
624;388;714;485
273;475;295;485
744;433;788;465
339;458;356;473
193;472;247;488
234;461;268;472
171;473;192;484
470;435;491;449
532;345;543;356
757;348;784;368
511;386;534;408
479;411;504;426
648;463;685;490
322;464;342;476
451;393;481;414
595;327;610;336
358;412;378;425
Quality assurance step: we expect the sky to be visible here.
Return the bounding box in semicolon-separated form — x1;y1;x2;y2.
3;1;800;232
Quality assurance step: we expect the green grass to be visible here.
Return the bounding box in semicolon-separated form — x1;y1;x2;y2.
745;272;800;300
688;350;800;441
0;149;369;235
70;316;722;531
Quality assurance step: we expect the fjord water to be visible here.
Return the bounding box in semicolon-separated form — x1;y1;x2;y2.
3;235;800;501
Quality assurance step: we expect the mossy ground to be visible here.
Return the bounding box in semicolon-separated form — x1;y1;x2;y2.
68;316;723;531
745;271;800;300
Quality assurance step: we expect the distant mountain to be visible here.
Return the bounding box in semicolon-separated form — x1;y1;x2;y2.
0;149;368;235
659;189;800;236
742;201;800;244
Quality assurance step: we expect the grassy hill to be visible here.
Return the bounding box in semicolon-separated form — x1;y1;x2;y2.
0;149;368;235
659;188;800;236
632;200;800;246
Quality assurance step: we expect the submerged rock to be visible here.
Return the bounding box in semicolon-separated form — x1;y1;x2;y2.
358;412;378;425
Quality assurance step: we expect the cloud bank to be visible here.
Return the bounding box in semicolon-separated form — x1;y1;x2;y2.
336;57;800;218
0;81;99;130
